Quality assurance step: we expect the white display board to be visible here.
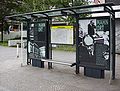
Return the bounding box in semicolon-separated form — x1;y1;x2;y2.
51;26;73;44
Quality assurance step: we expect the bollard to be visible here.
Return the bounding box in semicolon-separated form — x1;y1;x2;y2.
17;43;19;58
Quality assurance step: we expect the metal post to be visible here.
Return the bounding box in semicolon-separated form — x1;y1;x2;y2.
109;14;113;84
48;18;52;69
112;11;116;80
21;22;24;66
27;20;31;65
20;22;27;66
16;43;19;58
46;20;49;59
75;15;80;74
109;11;116;83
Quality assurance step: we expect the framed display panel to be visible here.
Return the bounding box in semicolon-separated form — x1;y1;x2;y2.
51;26;74;45
28;21;47;59
78;16;110;70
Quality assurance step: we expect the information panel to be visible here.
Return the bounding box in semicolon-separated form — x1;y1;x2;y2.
79;17;110;70
28;21;46;59
51;26;73;44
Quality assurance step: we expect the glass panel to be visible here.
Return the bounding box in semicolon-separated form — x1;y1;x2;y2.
61;10;75;14
45;11;62;16
33;14;47;18
73;7;104;13
24;15;31;19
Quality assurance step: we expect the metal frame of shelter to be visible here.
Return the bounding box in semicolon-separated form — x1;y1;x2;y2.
5;3;120;80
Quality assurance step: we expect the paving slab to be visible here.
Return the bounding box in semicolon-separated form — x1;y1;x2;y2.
0;46;120;91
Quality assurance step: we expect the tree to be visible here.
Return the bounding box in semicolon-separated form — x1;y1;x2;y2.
0;0;89;41
20;0;88;12
0;0;22;21
0;0;22;42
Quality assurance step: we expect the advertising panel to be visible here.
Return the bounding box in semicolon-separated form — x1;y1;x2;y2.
28;21;46;59
79;17;110;70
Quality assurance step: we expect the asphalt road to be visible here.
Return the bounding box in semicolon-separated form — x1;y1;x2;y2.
0;46;120;91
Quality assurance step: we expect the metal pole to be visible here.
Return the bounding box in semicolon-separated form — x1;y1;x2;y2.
27;20;31;65
109;11;116;84
109;14;113;84
112;11;116;80
48;18;52;69
20;22;24;66
75;14;80;74
17;43;19;58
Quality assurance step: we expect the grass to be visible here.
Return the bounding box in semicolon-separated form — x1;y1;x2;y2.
0;41;8;47
0;41;76;52
53;45;76;52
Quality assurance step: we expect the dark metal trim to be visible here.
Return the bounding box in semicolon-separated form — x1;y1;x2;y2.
5;3;115;20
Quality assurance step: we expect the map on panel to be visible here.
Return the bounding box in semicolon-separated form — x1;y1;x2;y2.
51;26;73;44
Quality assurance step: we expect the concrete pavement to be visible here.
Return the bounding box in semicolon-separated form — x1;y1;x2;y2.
0;46;120;91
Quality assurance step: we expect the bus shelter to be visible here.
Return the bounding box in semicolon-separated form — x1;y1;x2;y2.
5;3;120;81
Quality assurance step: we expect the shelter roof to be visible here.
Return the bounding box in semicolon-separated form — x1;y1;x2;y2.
5;3;120;21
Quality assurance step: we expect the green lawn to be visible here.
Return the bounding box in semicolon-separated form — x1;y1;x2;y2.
53;45;76;52
0;41;76;52
0;41;8;47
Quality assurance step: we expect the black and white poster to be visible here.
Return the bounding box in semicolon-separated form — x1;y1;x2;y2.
79;17;110;70
28;21;46;59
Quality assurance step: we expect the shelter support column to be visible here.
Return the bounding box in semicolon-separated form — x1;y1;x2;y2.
20;22;24;66
27;20;31;65
75;15;80;74
46;18;52;69
111;11;116;80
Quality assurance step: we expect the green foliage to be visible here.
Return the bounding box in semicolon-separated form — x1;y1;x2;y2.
0;0;89;29
0;0;22;42
0;0;22;20
0;0;21;35
0;0;89;20
20;0;88;12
